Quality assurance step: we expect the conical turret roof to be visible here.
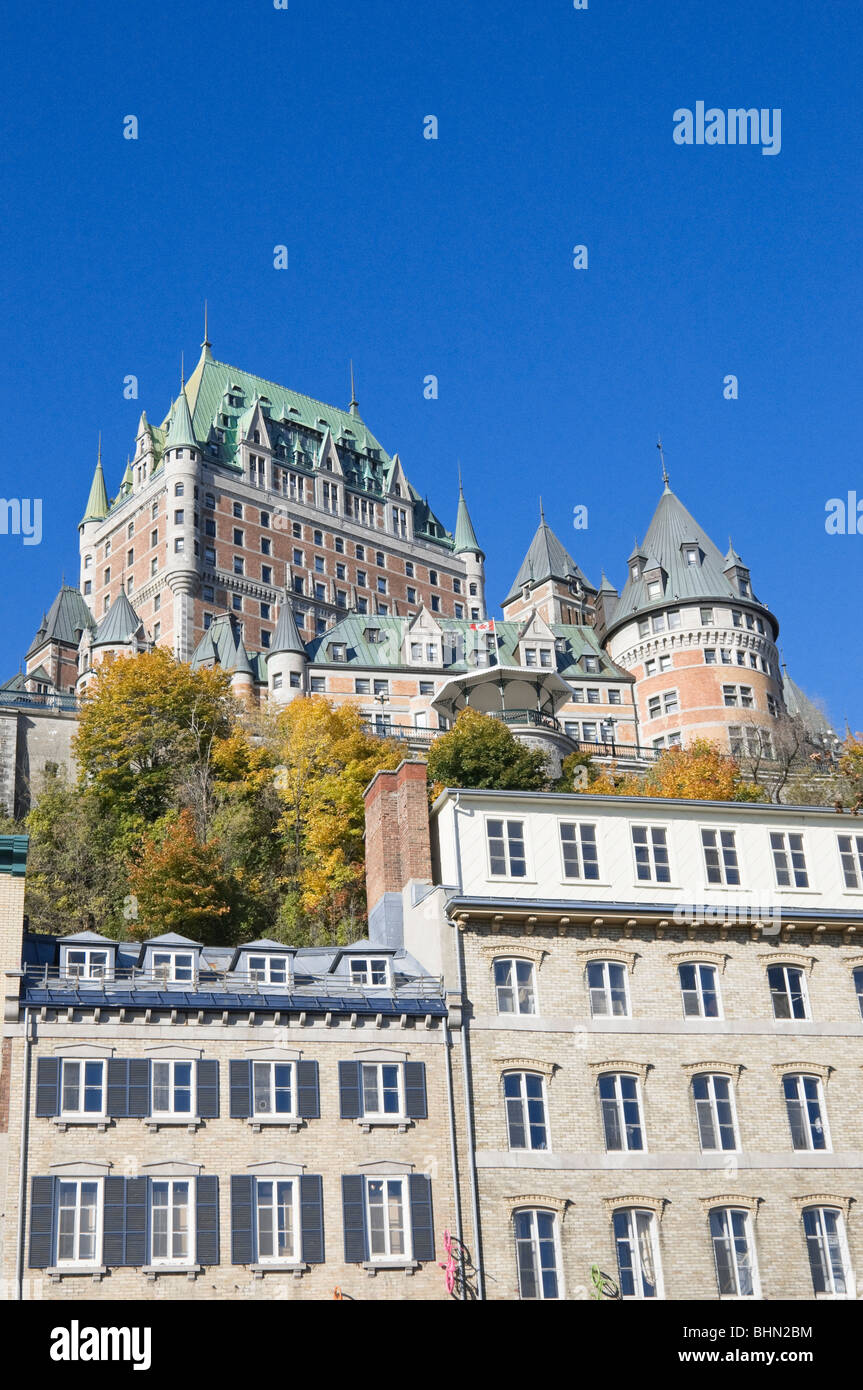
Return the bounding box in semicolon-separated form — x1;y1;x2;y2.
165;389;196;450
271;594;307;656
504;511;594;604
453;479;483;557
93;589;143;647
81;452;109;523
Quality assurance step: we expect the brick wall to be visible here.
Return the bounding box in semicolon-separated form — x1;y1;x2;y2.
364;761;431;913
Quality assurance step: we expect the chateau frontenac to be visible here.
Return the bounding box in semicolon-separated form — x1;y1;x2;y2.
1;337;834;800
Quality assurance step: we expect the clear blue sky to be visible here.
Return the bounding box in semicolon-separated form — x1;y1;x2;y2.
1;0;861;728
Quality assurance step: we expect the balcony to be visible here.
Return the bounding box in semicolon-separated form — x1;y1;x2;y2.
0;690;79;712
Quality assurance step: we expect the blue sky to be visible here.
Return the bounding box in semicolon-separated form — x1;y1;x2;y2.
1;0;861;728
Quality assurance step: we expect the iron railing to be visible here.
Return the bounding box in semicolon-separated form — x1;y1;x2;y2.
0;690;79;712
21;963;444;1000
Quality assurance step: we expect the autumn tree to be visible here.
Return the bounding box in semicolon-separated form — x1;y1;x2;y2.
426;709;549;796
74;648;238;830
267;697;402;943
127;808;237;945
577;739;764;802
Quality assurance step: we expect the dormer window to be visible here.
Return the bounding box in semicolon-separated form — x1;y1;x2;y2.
684;547;699;567
64;948;110;981
349;957;390;987
739;579;750;597
646;580;661;599
583;655;599;673
247;955;289;987
331;643;347;662
630;565;639;581
151;952;195;984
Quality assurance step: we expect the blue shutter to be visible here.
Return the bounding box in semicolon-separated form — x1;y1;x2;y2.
35;1058;60;1117
404;1062;427;1120
103;1176;127;1266
341;1175;367;1263
300;1175;324;1263
196;1176;220;1266
126;1059;150;1117
296;1061;320;1119
408;1174;435;1263
28;1176;55;1268
196;1060;219;1118
230;1176;255;1264
106;1059;129;1117
229;1060;252;1118
124;1177;149;1266
338;1061;362;1119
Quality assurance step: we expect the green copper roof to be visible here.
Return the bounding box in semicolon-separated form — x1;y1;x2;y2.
270;595;306;656
27;585;94;656
782;669;835;740
504;514;595;603
93;590;142;647
190;614;254;675
454;484;483;557
607;484;777;637
165;389;197;450
81;457;109;523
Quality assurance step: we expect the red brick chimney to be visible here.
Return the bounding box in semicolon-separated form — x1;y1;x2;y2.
363;760;432;915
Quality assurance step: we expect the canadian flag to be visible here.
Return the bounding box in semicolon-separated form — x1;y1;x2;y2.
469;620;495;633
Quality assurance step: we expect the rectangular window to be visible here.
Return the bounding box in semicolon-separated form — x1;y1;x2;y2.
354;679;370;694
310;677;326;693
701;828;741;886
150;1180;193;1265
56;1179;101;1266
693;1075;738;1151
504;1073;548;1151
373;679;388;695
60;1059;106;1116
770;831;809;887
559;822;599;880
784;1074;828;1151
723;685;738;707
256;1179;297;1263
586;688;600;704
349;958;389;986
614;1209;660;1299
710;1209;756;1297
514;1210;561;1300
608;689;621;704
253;1061;294;1116
361;1063;402;1119
151;951;194;983
65;948;109;981
366;1177;408;1260
679;962;720;1018
494;959;536;1015
803;1208;851;1297
838;834;863;889
151;1060;194;1116
704;649;717;664
599;1074;644;1151
631;825;671;883
587;960;628;1017
487;818;527;877
767;964;809;1020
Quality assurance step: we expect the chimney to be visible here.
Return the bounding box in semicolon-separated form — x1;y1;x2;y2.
363;760;431;945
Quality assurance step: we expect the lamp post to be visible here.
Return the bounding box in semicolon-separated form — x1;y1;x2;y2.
374;689;390;734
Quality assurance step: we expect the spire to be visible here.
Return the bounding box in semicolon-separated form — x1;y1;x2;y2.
539;496;546;523
202;300;210;349
271;592;307;656
166;388;196;451
453;470;484;558
81;440;109;523
120;457;133;495
657;436;669;489
349;360;359;416
180;351;185;389
196;300;213;366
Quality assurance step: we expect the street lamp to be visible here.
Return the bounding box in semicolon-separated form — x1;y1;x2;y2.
374;689;390;733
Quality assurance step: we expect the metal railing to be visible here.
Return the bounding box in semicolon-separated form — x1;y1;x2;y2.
573;739;661;762
0;690;80;712
22;963;444;1000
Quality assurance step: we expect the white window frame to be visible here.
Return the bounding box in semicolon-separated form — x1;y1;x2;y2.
558;820;600;882
252;1060;296;1118
769;831;810;889
246;954;290;987
149;1178;195;1267
709;1207;760;1298
692;1073;740;1152
63;947;111;981
360;1061;405;1120
151;1059;196;1118
678;961;722;1019
503;1071;549;1152
700;827;741;887
586;960;630;1018
493;957;538;1016
150;951;196;984
348;957;391;988
55;1178;103;1268
60;1058;107;1119
630;823;672;884
613;1207;663;1299
255;1177;300;1264
803;1206;853;1298
365;1176;411;1262
513;1208;563;1300
599;1072;646;1152
783;1073;830;1152
767;964;810;1021
838;834;863;890
485;815;529;879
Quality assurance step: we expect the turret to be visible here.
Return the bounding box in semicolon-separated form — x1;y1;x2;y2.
79;440;109;588
453;470;486;621
161;385;200;662
267;592;308;703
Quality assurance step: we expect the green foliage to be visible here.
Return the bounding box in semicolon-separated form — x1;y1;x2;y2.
426;708;549;794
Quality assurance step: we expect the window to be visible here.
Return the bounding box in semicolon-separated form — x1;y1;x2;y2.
609;689;621;705
560;821;599;880
431;595;440;612
599;1073;644;1151
838;834;863;889
246;954;288;986
366;1177;409;1261
651;615;665;634
667;610;681;630
253;1061;294;1116
255;1179;299;1263
514;1210;561;1300
349;958;389;987
65;948;109;981
587;960;629;1017
261;537;271;556
494;959;536;1015
631;825;670;882
232;594;243;612
783;1074;828;1150
233;556;244;575
586;687;600;704
583;655;599;672
770;832;809;888
233;503;243;518
638;619;649;637
723;685;738;707
356;569;367;588
204;518;216;538
854;967;863;1018
803;1207;852;1297
614;1209;661;1299
646;579;660;599
150;1180;193;1265
354;678;370;695
659;654;672;672
310;677;326;693
60;1059;106;1116
361;1063;403;1118
419;681;434;695
679;962;720;1018
314;555;325;574
693;1075;738;1151
504;1072;548;1150
767;964;809;1020
204;546;216;565
152;1060;194;1116
487;818;527;877
704;649;717;664
709;1208;757;1297
373;678;389;695
151;952;194;983
56;1179;101;1266
83;580;92;595
701;828;740;885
